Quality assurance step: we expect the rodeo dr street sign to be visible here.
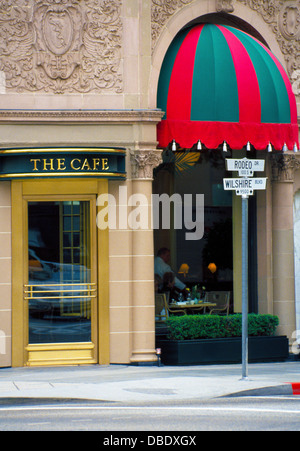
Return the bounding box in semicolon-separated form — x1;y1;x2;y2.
223;157;267;196
226;157;265;176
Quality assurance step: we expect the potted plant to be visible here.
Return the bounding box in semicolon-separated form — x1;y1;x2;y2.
156;314;289;365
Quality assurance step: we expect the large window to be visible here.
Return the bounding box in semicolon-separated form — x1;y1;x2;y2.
153;149;233;293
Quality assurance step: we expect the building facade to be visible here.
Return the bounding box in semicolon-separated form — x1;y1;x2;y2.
0;0;299;367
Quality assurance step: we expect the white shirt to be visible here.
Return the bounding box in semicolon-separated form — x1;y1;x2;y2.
154;256;186;290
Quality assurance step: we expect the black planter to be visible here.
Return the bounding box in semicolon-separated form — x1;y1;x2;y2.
156;336;289;365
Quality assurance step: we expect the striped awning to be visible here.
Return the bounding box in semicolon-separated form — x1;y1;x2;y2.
157;24;299;151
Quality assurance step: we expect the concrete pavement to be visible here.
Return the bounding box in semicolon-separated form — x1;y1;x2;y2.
0;361;300;403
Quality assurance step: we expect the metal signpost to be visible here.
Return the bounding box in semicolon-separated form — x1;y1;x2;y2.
224;157;267;380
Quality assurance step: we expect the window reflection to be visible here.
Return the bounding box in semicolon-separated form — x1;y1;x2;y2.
27;201;93;344
153;149;233;293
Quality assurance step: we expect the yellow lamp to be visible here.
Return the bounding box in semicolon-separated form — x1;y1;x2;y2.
208;263;217;274
178;263;189;277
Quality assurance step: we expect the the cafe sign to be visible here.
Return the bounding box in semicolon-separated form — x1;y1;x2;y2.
0;147;126;180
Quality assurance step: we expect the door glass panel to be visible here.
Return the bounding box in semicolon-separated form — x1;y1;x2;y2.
27;201;94;344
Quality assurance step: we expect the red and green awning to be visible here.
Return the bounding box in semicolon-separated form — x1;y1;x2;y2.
157;24;299;150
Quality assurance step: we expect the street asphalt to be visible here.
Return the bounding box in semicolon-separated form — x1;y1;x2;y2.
0;361;300;403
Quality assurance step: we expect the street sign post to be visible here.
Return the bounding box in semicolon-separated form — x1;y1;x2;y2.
224;158;267;380
241;197;248;380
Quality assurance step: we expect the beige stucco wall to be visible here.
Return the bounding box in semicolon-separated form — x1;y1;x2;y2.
108;180;133;363
0;182;12;368
272;179;296;339
256;158;274;315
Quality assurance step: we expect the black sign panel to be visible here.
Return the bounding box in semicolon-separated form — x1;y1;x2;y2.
0;147;126;180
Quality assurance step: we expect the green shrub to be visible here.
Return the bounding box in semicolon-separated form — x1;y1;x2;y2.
166;314;279;341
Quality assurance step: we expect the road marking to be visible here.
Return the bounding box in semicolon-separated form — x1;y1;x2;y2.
27;422;51;426
235;396;299;401
1;405;300;415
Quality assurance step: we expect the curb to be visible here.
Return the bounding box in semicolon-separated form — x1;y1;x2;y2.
225;384;297;397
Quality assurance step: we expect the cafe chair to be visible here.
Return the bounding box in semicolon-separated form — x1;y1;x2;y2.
165;295;186;317
207;291;230;315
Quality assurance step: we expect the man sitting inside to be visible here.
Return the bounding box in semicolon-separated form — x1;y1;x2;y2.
154;247;186;292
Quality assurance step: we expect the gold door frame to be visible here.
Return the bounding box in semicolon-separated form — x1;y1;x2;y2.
11;179;109;367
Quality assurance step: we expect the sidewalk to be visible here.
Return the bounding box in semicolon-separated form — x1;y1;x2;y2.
1;361;300;403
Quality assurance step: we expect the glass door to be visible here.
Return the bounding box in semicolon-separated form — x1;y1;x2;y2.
25;200;96;348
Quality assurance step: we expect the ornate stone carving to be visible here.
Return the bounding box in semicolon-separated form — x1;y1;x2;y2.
271;153;300;182
216;0;235;13
238;1;300;87
279;1;300;40
0;0;123;94
130;147;163;179
151;0;194;47
291;69;300;95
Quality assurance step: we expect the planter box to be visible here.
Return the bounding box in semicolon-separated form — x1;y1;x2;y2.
156;336;289;365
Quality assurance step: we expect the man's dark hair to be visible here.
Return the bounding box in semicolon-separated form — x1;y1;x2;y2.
157;247;170;257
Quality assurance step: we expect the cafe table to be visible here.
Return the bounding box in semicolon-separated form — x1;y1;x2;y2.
168;300;217;315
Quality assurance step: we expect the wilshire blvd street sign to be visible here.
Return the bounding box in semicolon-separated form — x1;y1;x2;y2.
224;157;267;381
223;177;267;196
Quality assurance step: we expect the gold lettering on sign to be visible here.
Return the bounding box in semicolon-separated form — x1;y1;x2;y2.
70;158;81;171
57;158;66;171
30;159;41;171
29;157;111;172
81;158;92;171
43;159;54;171
102;158;109;171
93;158;100;170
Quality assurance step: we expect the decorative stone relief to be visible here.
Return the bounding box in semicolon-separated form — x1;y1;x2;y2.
271;153;300;182
130;147;163;179
216;0;235;13
239;1;300;82
0;0;123;94
279;1;300;40
151;0;194;47
292;69;300;95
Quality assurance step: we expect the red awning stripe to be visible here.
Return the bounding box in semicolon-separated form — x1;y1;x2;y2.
217;25;261;124
167;25;204;121
224;26;293;125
